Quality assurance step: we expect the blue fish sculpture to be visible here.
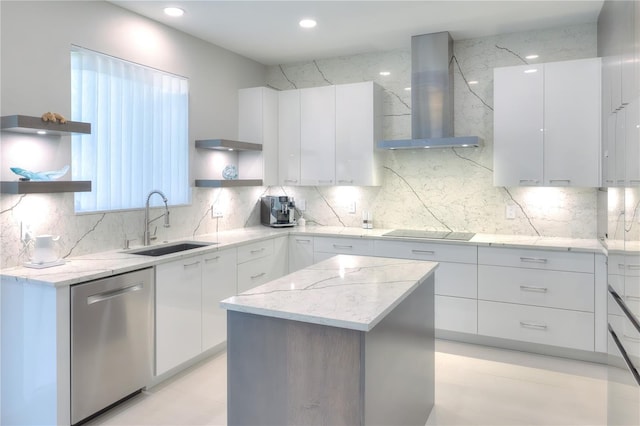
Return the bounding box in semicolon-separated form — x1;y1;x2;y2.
10;165;70;181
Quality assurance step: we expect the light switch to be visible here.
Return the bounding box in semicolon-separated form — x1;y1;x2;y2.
506;204;517;220
347;201;356;214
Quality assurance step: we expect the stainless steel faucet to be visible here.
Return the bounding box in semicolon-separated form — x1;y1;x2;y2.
144;190;170;245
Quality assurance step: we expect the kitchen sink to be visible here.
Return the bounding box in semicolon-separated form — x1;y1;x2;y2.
125;241;216;257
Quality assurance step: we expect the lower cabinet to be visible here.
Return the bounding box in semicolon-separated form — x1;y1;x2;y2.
289;234;315;273
156;248;237;375
237;236;288;293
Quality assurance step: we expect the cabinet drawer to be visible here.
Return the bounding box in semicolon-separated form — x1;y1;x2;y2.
478;247;594;273
478;265;594;312
610;253;640;277
314;236;374;255
435;262;477;298
374;240;477;264
237;239;274;264
237;256;279;294
435;296;477;334
478;300;594;351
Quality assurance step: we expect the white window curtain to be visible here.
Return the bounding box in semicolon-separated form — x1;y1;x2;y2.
71;46;189;212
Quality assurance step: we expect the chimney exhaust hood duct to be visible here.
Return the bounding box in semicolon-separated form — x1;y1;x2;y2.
378;31;483;149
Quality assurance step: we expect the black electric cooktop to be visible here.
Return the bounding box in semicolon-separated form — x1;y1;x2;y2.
382;229;476;241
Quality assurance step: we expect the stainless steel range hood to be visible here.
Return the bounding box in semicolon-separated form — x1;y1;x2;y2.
378;32;483;150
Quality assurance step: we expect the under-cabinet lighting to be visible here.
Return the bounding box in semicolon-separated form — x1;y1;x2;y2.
36;130;47;135
468;80;479;85
299;19;317;28
228;148;233;151
379;71;391;76
404;87;411;91
164;7;184;17
461;144;469;147
524;69;538;74
525;54;539;60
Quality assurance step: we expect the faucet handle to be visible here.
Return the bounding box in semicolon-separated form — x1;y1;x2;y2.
149;226;158;241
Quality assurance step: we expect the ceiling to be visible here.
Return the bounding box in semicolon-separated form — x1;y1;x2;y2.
109;1;604;66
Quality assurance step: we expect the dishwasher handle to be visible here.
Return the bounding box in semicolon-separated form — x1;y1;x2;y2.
87;283;144;305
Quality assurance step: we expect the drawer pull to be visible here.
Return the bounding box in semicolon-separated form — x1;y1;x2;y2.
295;239;312;244
333;244;353;249
519;179;539;185
519;321;547;330
338;179;354;184
412;249;435;255
619;263;626;270
625;295;640;302
284;179;299;183
183;261;200;268
519;285;548;293
250;272;266;279
520;257;548;264
318;180;333;184
250;248;266;254
549;179;571;184
623;333;640;343
627;264;640;270
204;256;220;263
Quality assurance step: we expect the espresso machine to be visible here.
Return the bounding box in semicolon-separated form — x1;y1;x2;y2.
261;196;296;227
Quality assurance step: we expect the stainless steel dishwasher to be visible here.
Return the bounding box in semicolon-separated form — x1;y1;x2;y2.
71;268;154;425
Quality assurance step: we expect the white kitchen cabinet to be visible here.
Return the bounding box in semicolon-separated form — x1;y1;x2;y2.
237;236;288;293
201;248;237;351
494;58;601;187
289;235;314;273
278;89;301;185
625;98;640;186
238;86;278;185
335;82;382;186
300;85;335;185
314;236;374;263
477;246;598;352
156;257;203;375
373;239;478;332
494;63;544;186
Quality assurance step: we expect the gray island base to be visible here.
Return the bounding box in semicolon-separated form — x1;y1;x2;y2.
221;254;437;426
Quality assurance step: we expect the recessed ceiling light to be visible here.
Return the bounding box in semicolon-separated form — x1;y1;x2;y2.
525;54;539;60
299;19;317;29
379;71;391;76
468;80;479;85
164;7;184;17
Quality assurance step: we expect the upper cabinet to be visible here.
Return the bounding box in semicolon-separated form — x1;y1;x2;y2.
300;85;336;185
335;82;382;186
493;58;601;187
277;82;382;187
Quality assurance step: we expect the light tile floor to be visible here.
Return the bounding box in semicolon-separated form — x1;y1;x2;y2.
87;339;607;426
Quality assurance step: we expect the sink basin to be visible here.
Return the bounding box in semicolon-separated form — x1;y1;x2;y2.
126;241;216;257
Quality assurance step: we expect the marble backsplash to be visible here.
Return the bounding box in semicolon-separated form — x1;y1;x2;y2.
0;23;600;268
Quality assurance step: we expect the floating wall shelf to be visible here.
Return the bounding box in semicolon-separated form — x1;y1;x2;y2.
1;115;91;136
195;179;263;188
195;139;262;151
0;180;92;194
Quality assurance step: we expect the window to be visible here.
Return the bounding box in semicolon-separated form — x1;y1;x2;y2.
71;46;189;212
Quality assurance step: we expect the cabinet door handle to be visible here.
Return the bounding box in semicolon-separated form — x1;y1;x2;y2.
619;263;626;270
318;180;333;184
519;285;548;293
204;256;221;263
549;179;571;184
629;180;640;186
627;264;640;270
250;248;265;254
519;321;547;330
519;179;539;185
284;179;298;183
250;272;266;279
296;239;312;244
338;179;354;184
412;249;435;255
333;244;353;249
183;260;201;268
519;257;548;264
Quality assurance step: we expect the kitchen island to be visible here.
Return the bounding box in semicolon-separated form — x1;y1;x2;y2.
221;254;437;426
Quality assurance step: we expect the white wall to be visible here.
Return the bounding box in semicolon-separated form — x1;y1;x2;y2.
0;1;268;268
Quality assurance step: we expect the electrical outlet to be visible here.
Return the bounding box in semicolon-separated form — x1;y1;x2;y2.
297;199;306;211
347;201;356;214
211;205;223;218
505;204;517;220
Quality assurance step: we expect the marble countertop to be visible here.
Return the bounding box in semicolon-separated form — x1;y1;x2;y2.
1;225;607;288
221;254;437;332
